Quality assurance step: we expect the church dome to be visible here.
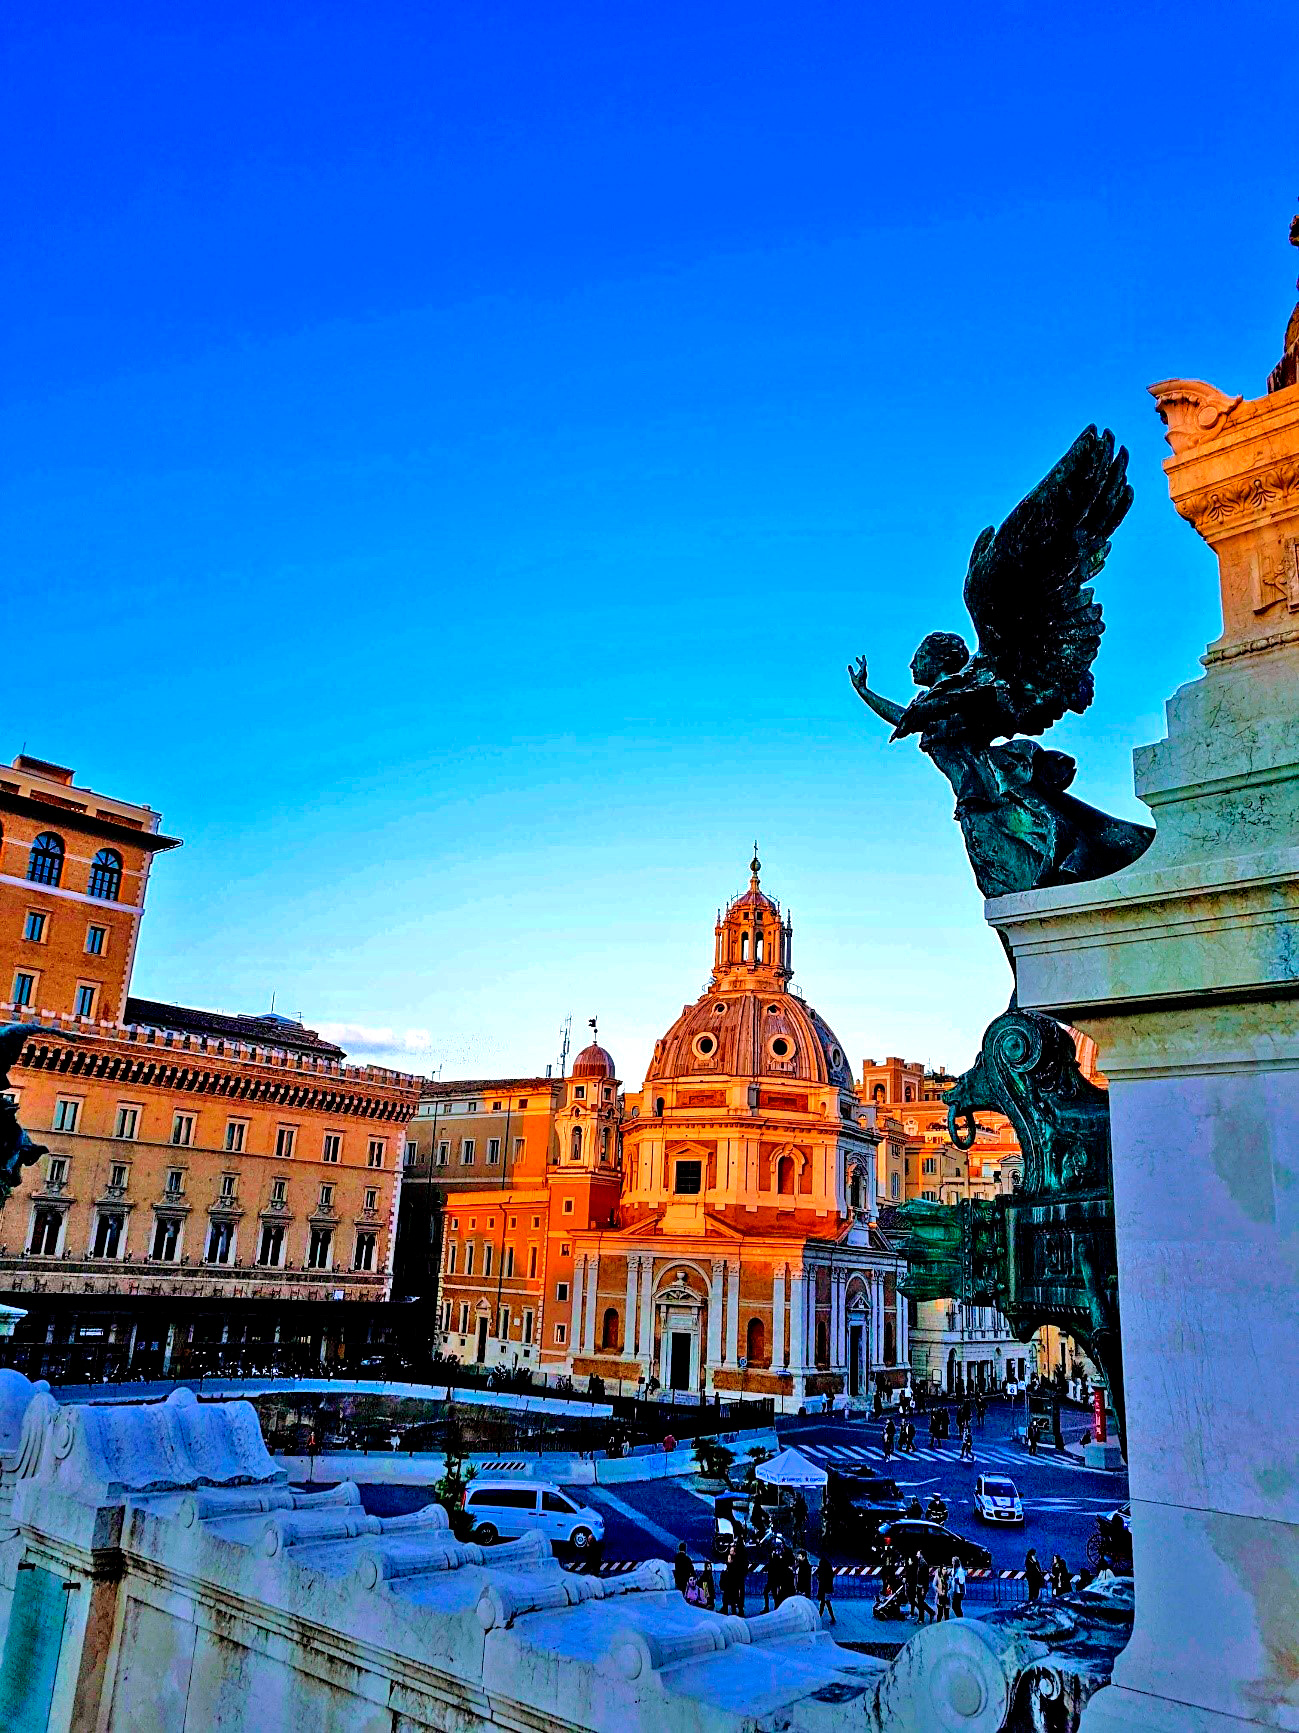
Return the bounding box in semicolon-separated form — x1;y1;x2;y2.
645;989;854;1088
572;1040;616;1079
644;854;855;1089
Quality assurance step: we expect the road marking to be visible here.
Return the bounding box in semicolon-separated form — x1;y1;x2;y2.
583;1485;684;1553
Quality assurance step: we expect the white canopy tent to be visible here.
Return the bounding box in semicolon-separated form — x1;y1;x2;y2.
752;1447;828;1490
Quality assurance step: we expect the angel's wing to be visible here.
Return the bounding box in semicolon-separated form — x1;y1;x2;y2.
962;426;1132;736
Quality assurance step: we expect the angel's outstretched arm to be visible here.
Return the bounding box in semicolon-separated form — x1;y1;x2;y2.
848;656;907;728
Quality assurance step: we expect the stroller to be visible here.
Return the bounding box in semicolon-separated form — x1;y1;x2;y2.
873;1576;908;1620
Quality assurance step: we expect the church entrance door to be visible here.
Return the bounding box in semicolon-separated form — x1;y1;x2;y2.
669;1331;692;1391
476;1318;489;1362
849;1324;863;1397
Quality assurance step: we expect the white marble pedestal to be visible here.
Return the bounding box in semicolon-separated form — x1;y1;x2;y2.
984;378;1299;1731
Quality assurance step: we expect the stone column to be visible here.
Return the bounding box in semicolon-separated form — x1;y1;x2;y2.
582;1254;600;1353
894;1283;906;1373
638;1256;655;1374
726;1260;740;1364
787;1267;806;1374
706;1258;724;1372
771;1264;786;1369
570;1255;585;1357
624;1255;639;1357
994;376;1299;1733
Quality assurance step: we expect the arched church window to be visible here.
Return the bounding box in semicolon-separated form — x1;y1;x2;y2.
776;1156;794;1196
754;929;764;962
601;1125;611;1161
88;848;123;901
601;1307;619;1350
740;931;749;962
746;1317;766;1366
904;1085;914;1102
815;1319;829;1367
570;1126;582;1162
27;832;64;886
872;1083;885;1103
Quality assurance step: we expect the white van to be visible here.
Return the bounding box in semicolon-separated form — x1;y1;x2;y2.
461;1477;605;1559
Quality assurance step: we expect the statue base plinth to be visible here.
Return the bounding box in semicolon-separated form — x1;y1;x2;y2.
986;424;1299;1732
1083;1440;1123;1471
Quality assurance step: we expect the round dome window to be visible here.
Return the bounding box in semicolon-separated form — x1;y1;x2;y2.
693;1032;718;1061
713;1002;726;1015
831;1046;843;1068
769;1035;793;1061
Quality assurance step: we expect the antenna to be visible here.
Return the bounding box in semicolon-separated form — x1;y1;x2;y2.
558;1015;572;1078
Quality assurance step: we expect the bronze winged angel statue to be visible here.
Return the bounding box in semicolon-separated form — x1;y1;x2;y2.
849;426;1153;898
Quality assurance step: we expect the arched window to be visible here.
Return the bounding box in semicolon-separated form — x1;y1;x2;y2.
849;1168;866;1210
776;1155;795;1196
746;1316;766;1366
754;929;764;962
815;1319;829;1367
570;1126;583;1162
27;832;64;887
872;1083;885;1103
600;1125;611;1162
88;848;122;901
740;931;749;962
601;1306;620;1350
904;1085;914;1102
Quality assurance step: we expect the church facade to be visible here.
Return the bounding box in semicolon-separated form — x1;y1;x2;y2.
432;858;909;1405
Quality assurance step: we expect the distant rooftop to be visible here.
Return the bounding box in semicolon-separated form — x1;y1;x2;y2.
124;997;347;1060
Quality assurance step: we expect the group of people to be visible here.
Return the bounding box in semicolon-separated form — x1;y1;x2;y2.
677;1537;837;1624
1025;1548;1077;1601
881;1410;978;1461
878;1545;967;1623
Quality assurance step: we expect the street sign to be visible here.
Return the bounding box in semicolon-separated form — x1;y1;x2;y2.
737;1356;748;1369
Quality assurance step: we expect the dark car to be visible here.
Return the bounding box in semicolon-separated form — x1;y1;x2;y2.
822;1470;906;1552
874;1519;991;1570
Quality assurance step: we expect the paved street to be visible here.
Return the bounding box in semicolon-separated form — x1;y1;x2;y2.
359;1398;1128;1604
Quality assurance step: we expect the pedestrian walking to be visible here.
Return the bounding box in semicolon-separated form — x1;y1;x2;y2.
674;1541;693;1595
951;1557;966;1618
732;1536;748;1616
1026;1547;1046;1604
960;1423;974;1462
910;1553;933;1624
795;1550;812;1600
882;1416;895;1460
1050;1553;1071;1598
816;1554;836;1624
935;1563;951;1622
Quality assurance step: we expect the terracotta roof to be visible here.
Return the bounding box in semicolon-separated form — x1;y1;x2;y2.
419;1076;557;1099
123;998;346;1059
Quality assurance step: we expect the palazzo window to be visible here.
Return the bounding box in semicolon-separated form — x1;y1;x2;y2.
23;911;46;943
205;1220;234;1264
354;1232;377;1271
91;1211;124;1258
258;1223;284;1266
151;1217;181;1261
674;1158;703;1195
88;849;122;901
307;1227;333;1269
29;1208;61;1256
27;833;64;887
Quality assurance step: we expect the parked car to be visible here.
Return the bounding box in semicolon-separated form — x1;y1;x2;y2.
973;1475;1024;1525
461;1477;604;1562
873;1519;991;1571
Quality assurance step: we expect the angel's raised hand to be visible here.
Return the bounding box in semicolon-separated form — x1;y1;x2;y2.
848;655;869;694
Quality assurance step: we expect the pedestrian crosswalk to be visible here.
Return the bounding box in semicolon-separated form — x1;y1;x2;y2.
796;1440;1092;1474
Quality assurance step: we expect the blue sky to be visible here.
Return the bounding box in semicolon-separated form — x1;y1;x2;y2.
3;5;1295;1084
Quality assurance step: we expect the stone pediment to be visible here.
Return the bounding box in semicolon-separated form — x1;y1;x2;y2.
610;1209;745;1244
